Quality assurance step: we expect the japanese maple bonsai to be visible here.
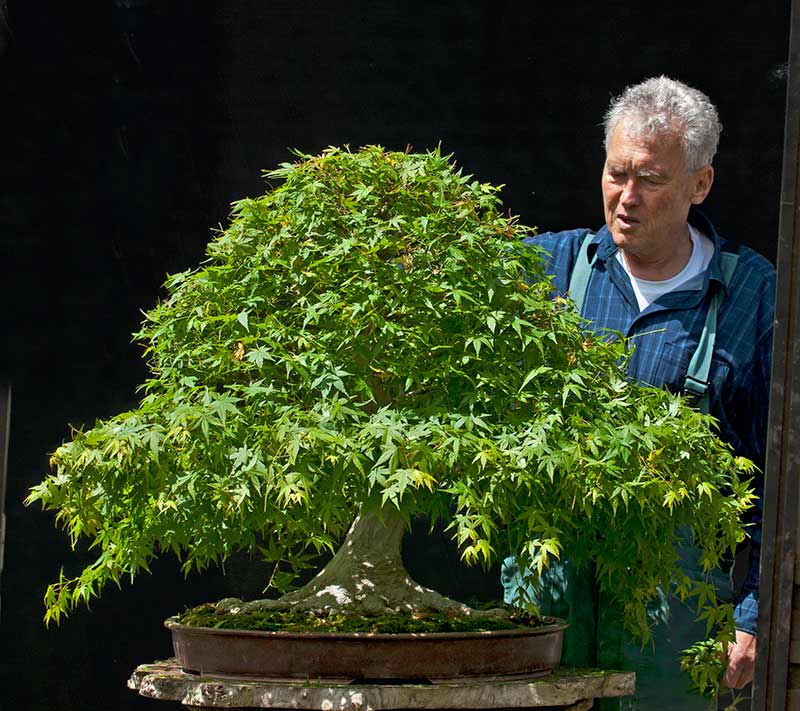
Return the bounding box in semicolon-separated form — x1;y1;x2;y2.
27;145;753;690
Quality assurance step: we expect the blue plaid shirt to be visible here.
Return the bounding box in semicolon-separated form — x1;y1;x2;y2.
524;207;775;636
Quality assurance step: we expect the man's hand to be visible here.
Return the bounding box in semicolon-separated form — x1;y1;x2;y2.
724;629;757;688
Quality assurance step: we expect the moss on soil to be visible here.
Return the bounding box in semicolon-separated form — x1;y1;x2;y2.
176;603;546;634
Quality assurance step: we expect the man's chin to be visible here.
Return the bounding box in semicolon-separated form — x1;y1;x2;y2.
609;231;629;248
609;223;644;248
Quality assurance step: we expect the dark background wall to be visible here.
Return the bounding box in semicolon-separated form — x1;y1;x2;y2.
0;2;790;709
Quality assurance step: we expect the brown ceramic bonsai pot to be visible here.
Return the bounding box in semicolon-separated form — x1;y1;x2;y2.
165;616;567;683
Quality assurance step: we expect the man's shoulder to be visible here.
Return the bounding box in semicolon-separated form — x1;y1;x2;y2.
693;209;775;284
716;240;776;336
522;228;598;269
724;241;775;277
720;240;776;294
520;228;601;290
523;228;596;251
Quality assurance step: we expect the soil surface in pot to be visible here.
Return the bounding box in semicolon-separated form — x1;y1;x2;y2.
176;602;550;634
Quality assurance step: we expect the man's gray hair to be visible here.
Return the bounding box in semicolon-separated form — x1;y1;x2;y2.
603;76;722;171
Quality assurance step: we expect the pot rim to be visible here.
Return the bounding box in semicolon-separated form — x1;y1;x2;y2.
164;615;568;641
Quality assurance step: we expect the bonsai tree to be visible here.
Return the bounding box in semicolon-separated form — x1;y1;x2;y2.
28;145;753;689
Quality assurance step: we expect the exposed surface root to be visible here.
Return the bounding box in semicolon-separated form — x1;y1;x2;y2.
216;508;506;619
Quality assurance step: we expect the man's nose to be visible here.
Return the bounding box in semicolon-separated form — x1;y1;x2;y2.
620;179;640;206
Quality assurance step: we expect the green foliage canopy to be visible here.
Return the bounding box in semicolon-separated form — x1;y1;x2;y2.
28;146;753;662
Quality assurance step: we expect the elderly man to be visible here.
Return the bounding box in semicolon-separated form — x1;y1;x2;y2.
505;77;775;709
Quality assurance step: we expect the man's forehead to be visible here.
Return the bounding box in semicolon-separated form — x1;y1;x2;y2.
605;156;669;173
605;126;684;170
606;166;669;181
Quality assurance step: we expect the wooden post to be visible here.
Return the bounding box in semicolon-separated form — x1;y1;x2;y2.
0;381;10;620
752;1;800;708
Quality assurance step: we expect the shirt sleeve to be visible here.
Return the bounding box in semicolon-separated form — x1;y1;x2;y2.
733;591;758;636
726;267;775;638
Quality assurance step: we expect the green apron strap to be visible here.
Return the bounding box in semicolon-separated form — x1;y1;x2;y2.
683;252;739;414
568;232;597;315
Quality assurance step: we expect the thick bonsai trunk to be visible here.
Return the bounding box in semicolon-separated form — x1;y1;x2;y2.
218;507;502;618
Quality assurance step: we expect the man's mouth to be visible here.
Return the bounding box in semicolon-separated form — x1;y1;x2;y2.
616;213;639;228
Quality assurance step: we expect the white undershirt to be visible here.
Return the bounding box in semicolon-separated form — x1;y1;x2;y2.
616;224;714;311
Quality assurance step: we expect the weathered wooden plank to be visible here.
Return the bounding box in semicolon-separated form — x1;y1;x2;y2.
792;601;800;638
752;4;800;709
0;382;10;617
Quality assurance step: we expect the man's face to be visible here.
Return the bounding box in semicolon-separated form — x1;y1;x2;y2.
601;123;713;259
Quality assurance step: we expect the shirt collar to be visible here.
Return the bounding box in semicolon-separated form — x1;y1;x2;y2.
589;206;729;287
687;206;729;288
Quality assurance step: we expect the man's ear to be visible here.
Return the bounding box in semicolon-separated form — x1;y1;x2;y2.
691;165;714;205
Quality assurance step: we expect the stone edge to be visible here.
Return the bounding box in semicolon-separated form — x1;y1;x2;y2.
129;660;635;709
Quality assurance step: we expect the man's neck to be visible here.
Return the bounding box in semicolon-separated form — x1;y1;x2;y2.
619;225;693;281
